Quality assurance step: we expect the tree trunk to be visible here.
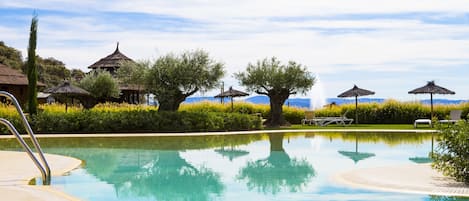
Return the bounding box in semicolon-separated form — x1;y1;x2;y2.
157;93;187;112
266;90;290;127
268;133;285;152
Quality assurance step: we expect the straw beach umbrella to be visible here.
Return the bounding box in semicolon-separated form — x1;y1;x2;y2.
214;86;249;111
337;85;375;124
338;136;375;164
215;148;249;161
44;81;91;112
408;81;455;118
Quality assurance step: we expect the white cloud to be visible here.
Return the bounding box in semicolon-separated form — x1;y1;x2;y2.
2;1;469;99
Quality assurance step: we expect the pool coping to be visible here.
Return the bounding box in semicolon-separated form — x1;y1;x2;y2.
0;129;437;139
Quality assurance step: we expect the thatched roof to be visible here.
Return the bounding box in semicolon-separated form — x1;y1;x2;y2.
215;87;249;98
88;43;133;70
338;85;375;98
44;81;90;96
0;63;45;86
338;151;375;164
408;81;455;95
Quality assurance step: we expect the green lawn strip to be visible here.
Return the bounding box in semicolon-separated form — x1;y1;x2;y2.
273;124;436;130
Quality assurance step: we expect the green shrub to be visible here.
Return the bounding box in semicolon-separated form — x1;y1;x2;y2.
305;100;469;124
432;122;469;184
33;110;261;133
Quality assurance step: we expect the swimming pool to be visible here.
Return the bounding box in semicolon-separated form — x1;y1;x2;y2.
0;132;467;201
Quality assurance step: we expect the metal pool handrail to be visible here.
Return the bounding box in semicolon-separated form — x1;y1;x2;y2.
0;91;50;185
0;118;48;184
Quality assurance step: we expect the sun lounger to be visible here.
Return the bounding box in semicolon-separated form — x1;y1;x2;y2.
414;119;432;128
439;110;462;124
312;111;354;126
301;111;316;125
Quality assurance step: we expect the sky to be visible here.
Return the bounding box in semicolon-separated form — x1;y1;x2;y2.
1;0;469;101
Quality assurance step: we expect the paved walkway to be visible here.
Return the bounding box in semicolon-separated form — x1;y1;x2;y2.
334;163;469;197
0;151;82;201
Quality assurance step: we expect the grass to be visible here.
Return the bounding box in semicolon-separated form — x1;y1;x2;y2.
283;124;436;130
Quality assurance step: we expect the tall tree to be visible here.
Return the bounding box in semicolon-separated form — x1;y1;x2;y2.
0;41;23;69
146;50;224;111
26;15;38;115
235;57;315;127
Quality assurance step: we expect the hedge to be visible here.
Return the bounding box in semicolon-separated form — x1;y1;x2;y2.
0;107;261;134
33;110;262;133
313;100;469;124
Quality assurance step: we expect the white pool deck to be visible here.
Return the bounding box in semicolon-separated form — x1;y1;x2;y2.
0;151;82;201
1;129;468;200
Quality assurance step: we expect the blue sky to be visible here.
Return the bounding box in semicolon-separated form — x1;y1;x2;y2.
1;0;469;101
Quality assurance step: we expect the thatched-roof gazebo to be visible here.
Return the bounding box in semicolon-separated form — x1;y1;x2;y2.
88;42;133;75
87;43;142;104
0;63;45;105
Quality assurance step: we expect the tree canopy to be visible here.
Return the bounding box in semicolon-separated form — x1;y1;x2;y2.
116;60;148;91
0;41;23;70
79;70;120;103
236;57;315;127
36;56;71;88
146;50;224;111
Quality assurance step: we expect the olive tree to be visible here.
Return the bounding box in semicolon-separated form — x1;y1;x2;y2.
79;70;120;103
236;57;315;127
116;60;148;92
146;50;224;111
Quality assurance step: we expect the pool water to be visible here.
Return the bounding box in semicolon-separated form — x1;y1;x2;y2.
1;132;468;201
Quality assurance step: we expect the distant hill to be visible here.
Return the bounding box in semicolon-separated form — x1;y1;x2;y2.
183;95;467;109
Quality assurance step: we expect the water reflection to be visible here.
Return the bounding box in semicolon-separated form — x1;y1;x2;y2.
69;149;224;201
338;135;375;164
0;132;455;201
237;133;315;194
409;134;435;164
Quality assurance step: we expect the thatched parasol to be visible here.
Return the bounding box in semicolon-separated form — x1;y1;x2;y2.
337;85;375;124
338;136;375;164
408;81;455;118
215;148;249;161
44;81;91;112
409;133;435;164
215;87;249;111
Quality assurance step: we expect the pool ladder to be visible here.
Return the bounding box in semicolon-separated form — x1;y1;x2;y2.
0;91;51;185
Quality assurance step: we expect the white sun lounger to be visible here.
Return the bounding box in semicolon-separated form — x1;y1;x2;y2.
312;115;354;126
414;119;432;128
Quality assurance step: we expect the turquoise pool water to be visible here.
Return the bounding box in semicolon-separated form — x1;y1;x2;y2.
0;132;467;201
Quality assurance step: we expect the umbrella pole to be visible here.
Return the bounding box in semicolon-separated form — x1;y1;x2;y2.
430;93;434;119
355;96;358;124
355;137;358;153
231;97;234;112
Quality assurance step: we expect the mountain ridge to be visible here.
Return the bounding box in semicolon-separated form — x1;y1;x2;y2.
184;95;468;109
